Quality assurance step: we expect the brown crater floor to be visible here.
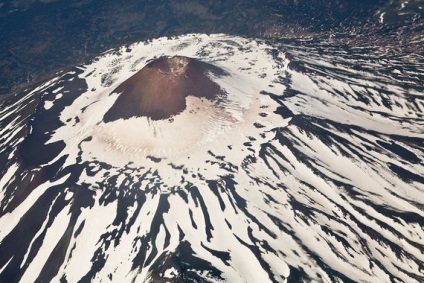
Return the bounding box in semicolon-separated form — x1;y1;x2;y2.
103;56;228;122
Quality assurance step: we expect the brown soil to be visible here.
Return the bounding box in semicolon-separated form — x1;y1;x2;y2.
103;56;227;122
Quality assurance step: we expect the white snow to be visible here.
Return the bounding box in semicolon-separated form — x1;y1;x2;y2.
0;33;423;283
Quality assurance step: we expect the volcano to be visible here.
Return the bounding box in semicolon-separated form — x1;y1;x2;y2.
0;34;423;283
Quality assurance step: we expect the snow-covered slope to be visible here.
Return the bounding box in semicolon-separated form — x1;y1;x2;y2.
0;34;423;282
